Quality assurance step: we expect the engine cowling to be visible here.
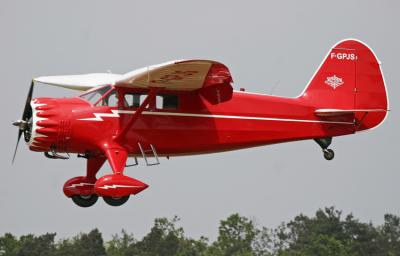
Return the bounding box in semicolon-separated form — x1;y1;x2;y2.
28;98;72;152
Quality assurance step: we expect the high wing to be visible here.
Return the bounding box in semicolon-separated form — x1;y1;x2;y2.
115;60;232;91
34;73;122;91
33;59;233;92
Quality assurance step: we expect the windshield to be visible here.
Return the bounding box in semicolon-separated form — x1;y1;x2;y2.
79;85;112;105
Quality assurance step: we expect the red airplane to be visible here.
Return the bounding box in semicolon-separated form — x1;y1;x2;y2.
12;39;388;207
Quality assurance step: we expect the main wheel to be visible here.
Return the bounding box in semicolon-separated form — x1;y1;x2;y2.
103;196;130;206
71;194;98;207
323;149;335;160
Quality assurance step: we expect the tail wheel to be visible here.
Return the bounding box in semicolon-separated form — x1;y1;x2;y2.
103;195;130;206
323;149;335;160
71;194;98;207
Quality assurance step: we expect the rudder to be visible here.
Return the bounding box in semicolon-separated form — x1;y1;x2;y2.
301;39;388;131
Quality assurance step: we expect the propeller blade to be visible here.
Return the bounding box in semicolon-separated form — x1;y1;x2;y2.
12;130;23;164
22;80;34;120
12;80;34;164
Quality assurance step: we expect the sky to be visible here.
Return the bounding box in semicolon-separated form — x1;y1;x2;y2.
0;0;399;241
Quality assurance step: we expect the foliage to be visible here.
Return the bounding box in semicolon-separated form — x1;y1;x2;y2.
54;229;106;256
206;213;258;256
106;216;208;256
1;208;400;256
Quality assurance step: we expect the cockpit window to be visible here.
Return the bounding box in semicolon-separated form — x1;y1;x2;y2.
97;90;118;107
79;85;112;105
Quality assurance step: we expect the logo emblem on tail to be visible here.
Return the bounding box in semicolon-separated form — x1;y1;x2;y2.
325;75;344;89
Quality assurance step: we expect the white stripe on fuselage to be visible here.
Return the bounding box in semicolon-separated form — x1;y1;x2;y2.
78;110;353;125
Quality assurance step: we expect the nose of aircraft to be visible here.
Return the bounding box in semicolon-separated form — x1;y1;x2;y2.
12;80;73;162
26;97;72;153
12;81;34;163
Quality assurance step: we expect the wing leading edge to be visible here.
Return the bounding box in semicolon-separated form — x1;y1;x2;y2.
34;73;122;91
33;60;233;93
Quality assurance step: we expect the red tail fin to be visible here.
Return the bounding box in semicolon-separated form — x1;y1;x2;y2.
301;39;388;131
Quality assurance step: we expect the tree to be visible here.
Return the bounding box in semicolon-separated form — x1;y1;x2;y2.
18;233;56;256
252;226;275;256
342;214;381;255
106;230;136;256
3;208;400;256
132;216;183;255
175;236;208;256
0;233;19;256
108;216;207;256
268;207;390;256
54;229;106;256
279;234;348;256
0;233;56;256
377;214;400;255
207;213;258;256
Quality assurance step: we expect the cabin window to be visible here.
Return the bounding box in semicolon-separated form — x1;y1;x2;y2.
156;94;179;110
123;92;178;110
124;93;147;108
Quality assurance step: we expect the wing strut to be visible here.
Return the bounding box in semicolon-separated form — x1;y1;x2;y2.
114;88;159;142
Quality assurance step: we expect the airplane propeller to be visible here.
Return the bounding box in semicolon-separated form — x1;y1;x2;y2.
12;80;34;163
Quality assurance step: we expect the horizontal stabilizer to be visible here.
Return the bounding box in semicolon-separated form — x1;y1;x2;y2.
315;109;387;117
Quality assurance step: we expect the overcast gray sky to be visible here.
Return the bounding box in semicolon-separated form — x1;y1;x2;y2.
1;0;399;241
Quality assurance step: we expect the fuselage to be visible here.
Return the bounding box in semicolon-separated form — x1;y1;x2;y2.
27;86;355;157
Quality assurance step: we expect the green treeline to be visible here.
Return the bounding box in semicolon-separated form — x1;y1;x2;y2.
1;207;400;256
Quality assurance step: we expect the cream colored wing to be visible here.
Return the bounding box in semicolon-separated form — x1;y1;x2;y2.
115;60;232;91
33;60;232;92
34;73;122;91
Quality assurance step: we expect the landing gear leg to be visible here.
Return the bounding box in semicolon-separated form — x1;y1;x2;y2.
314;137;335;160
86;156;106;181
